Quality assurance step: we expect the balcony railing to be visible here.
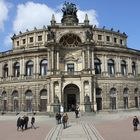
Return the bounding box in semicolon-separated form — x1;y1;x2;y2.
61;71;82;75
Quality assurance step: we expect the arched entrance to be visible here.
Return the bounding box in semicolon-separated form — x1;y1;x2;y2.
63;84;80;112
25;90;33;112
12;90;19;112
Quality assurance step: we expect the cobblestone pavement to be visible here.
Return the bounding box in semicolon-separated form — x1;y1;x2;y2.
0;115;55;140
1;111;140;140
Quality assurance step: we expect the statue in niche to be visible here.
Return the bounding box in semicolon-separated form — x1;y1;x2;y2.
61;1;78;16
47;30;55;42
85;30;93;42
54;95;60;104
84;94;90;104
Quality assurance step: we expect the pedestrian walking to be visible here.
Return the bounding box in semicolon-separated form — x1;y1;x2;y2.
31;116;36;129
62;113;68;129
20;117;25;131
24;115;29;130
55;113;59;124
133;116;139;131
17;117;21;131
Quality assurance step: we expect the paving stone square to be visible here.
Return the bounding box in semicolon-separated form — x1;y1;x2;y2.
1;111;140;140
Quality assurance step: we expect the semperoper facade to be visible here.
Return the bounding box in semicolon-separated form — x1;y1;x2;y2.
0;2;140;113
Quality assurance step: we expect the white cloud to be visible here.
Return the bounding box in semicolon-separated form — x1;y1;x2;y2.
4;33;12;48
78;10;99;26
13;2;99;33
0;0;9;31
13;2;62;33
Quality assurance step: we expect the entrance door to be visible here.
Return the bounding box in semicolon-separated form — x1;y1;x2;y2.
26;99;32;112
96;98;102;111
67;94;76;111
135;97;138;108
13;100;19;112
40;99;47;111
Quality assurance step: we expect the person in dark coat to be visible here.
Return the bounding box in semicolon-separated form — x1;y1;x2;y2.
20;117;25;131
55;113;59;124
58;113;62;124
24;115;29;130
75;109;79;118
62;113;68;129
31;116;36;129
133;116;139;131
17;117;21;131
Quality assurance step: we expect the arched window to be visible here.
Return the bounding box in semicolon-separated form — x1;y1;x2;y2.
134;88;139;108
108;59;115;76
26;61;33;76
40;89;47;112
3;64;8;78
12;91;19;112
1;91;7;111
132;62;136;76
96;88;102;110
25;90;33;112
110;88;117;110
13;62;20;77
94;58;101;74
123;88;128;109
40;59;48;76
121;60;127;76
59;33;81;47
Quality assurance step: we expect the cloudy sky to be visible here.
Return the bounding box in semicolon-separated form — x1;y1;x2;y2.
0;0;140;52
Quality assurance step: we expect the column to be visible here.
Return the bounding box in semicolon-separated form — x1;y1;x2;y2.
8;60;12;80
21;58;25;77
0;63;2;78
42;31;45;45
82;50;85;69
51;82;54;104
8;60;12;76
88;48;90;68
104;55;107;72
26;35;28;48
36;56;39;75
93;81;97;111
137;60;140;75
57;51;59;70
128;58;132;75
118;57;121;73
21;86;25;111
89;80;92;103
102;55;107;76
91;50;94;69
51;50;54;69
47;50;50;72
34;33;36;46
116;56;121;77
80;81;84;111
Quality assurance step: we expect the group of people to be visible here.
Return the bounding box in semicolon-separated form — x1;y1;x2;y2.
17;115;36;131
55;112;69;129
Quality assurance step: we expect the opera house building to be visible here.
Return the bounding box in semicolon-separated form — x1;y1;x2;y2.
0;2;140;113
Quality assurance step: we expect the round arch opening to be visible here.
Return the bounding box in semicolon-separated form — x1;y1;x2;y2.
63;84;80;112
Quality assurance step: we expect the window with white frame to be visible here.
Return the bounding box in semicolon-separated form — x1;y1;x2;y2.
108;59;115;76
40;59;48;76
121;60;127;76
26;61;33;76
13;62;20;77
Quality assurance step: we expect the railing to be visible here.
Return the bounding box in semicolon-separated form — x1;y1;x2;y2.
61;71;82;75
0;71;139;83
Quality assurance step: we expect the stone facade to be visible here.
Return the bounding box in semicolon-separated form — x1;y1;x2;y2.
0;3;140;113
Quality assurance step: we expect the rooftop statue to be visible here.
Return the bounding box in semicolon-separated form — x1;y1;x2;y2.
61;1;78;16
